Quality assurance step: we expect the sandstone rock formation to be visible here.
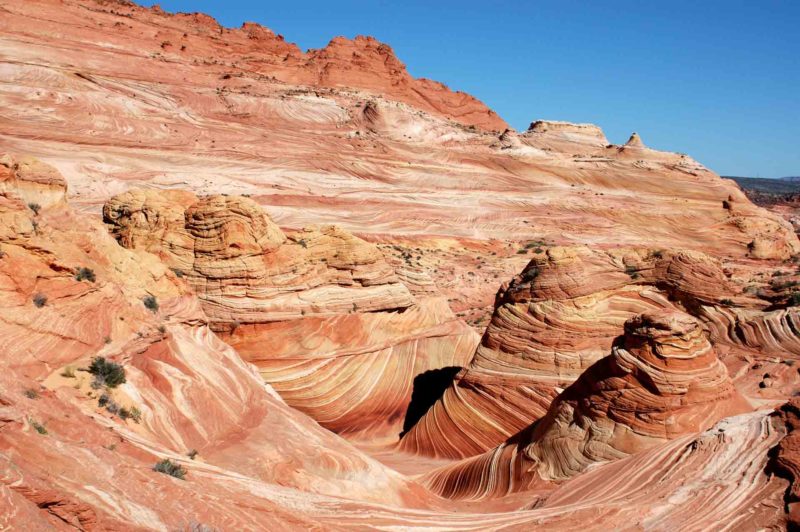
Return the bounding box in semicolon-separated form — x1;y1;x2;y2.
422;310;749;499
0;156;439;527
104;187;478;440
769;398;800;528
400;246;738;458
1;0;796;268
103;188;414;323
1;0;799;528
624;131;646;148
527;119;610;145
0;154;67;209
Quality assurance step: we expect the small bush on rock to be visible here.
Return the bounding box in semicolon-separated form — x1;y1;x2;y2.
143;295;159;313
75;267;96;282
29;418;47;435
24;389;39;399
32;293;47;308
88;357;126;388
153;459;187;480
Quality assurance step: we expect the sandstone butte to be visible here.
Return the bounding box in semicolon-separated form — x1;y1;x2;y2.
1;0;800;530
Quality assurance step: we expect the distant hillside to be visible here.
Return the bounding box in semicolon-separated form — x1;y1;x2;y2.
781;176;800;182
726;176;800;195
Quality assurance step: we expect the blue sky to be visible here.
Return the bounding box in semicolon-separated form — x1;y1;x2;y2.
143;1;799;178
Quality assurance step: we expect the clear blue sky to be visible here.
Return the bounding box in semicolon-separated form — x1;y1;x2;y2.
143;1;799;178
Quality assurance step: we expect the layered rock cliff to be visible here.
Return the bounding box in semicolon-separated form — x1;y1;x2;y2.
1;0;799;528
103;187;478;441
401;245;800;458
422;310;749;499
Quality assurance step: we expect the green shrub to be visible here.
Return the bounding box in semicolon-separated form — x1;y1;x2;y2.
27;202;41;215
75;267;96;282
128;406;142;423
143;295;159;313
88;357;126;388
24;389;39;399
32;293;47;308
153;459;187;480
720;298;734;307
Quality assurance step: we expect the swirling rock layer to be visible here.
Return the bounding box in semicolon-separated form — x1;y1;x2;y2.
400;246;748;458
1;0;796;265
0;1;798;528
104;187;478;440
421;310;750;499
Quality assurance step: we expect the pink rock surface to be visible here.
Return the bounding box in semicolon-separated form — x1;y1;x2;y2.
0;1;799;528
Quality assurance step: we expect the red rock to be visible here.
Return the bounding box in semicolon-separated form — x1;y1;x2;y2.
422;310;750;499
769;398;800;528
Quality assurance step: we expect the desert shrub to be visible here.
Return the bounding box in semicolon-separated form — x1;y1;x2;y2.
75;267;96;282
187;449;198;460
153;459;187;480
24;388;39;399
650;249;664;259
88;357;126;388
32;293;47;308
128;406;142;423
624;265;639;279
143;295;159;312
61;366;75;378
170;268;184;278
720;298;734;306
29;418;47;435
297;238;308;249
27;202;41;215
516;248;528;255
